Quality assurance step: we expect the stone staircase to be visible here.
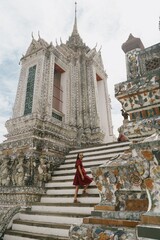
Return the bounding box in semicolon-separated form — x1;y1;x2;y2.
3;141;130;240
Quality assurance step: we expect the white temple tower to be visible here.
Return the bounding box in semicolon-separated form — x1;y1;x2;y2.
4;4;113;156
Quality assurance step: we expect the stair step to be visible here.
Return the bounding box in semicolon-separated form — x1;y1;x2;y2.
52;171;92;177
42;193;99;197
51;175;78;181
58;160;111;169
12;219;70;237
45;182;95;188
53;169;91;176
31;204;94;214
20;209;89;218
64;153;127;164
14;219;70;229
64;147;129;162
33;202;95;207
54;155;130;174
58;158;127;170
4;230;69;240
19;210;88;224
41;195;100;204
46;188;98;195
68;142;130;154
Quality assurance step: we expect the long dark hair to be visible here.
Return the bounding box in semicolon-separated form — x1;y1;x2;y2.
76;153;80;160
75;153;82;168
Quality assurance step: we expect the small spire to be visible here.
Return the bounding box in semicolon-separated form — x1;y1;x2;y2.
67;1;84;48
98;45;102;52
94;43;97;49
75;2;77;15
72;2;78;35
38;30;40;39
31;32;34;39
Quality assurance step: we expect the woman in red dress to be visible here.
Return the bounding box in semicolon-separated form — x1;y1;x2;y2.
73;152;93;203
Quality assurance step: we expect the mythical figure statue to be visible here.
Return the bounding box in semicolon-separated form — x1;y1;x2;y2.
0;156;11;186
38;156;51;187
14;154;25;186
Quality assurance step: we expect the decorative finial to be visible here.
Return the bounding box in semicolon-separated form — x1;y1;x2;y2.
72;1;78;35
31;32;34;39
94;43;97;49
38;30;40;39
98;45;102;52
75;2;77;18
55;38;58;46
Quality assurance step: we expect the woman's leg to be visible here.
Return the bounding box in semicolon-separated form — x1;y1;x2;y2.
83;184;89;193
74;185;79;201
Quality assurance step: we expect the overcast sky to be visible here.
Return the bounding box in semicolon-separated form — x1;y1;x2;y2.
0;0;159;143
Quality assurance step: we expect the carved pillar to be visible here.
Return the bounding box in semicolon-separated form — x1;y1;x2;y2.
44;50;55;117
87;60;100;130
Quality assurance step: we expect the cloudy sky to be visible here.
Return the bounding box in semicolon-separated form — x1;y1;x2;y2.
0;0;159;143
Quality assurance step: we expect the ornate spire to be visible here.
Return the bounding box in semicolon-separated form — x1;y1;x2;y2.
66;2;85;49
72;2;78;36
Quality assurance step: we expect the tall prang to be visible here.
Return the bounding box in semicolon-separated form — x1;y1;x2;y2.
2;4;114;160
115;34;160;141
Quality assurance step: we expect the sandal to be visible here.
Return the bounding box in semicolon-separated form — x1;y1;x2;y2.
73;199;80;203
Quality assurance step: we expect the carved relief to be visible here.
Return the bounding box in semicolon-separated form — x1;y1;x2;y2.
126;49;141;80
0;152;61;189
